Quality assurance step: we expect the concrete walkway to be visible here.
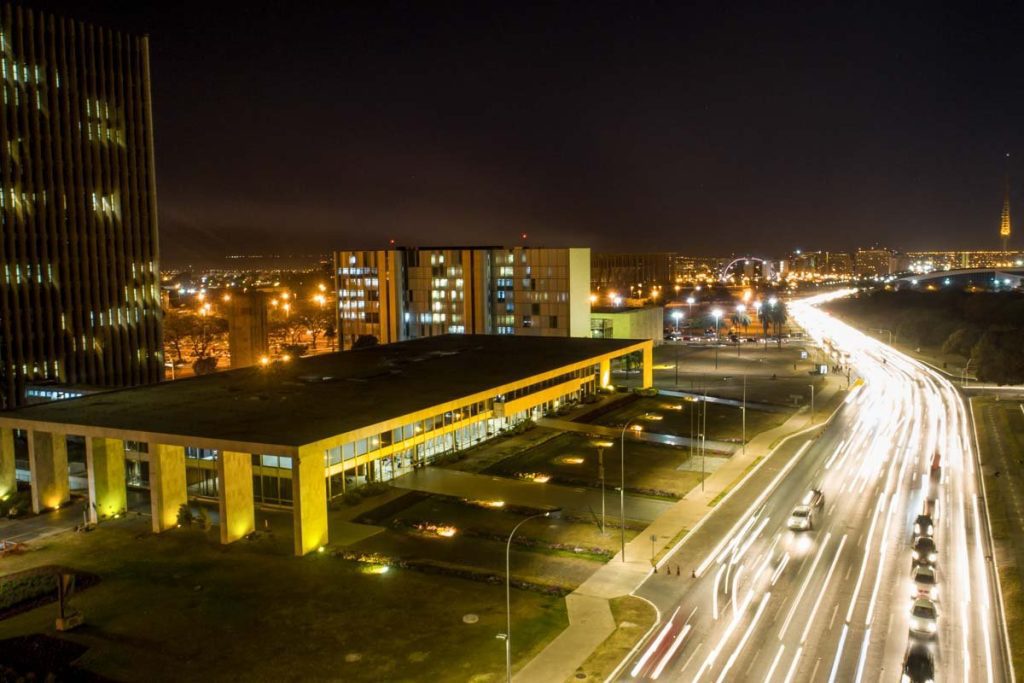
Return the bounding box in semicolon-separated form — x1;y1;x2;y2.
514;373;845;682
392;467;674;524
535;417;738;455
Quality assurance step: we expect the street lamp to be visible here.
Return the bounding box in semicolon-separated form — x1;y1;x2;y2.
620;421;643;562
594;441;614;533
808;383;815;423
504;508;560;683
711;308;722;369
686;296;696;318
671;310;683;333
735;303;746;357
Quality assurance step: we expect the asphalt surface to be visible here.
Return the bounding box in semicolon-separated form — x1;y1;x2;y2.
618;291;1009;683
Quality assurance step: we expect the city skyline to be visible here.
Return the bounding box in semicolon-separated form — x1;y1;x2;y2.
29;1;1024;262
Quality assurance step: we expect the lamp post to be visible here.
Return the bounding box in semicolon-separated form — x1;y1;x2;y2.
504;509;560;683
711;309;722;369
808;383;815;424
754;301;764;362
735;303;746;357
594;442;613;533
671;311;684;386
686;295;695;318
620;420;643;561
671;309;683;334
876;328;894;345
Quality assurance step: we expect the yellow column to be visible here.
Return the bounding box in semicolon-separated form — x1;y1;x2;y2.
217;450;255;544
293;446;328;556
86;437;127;523
642;344;654;388
28;430;69;514
0;427;15;500
149;444;187;533
599;358;611;388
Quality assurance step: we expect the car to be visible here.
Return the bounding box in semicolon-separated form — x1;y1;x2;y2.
803;488;825;509
901;642;935;682
911;565;938;600
914;514;934;537
787;505;814;531
909;598;938;638
911;536;938;566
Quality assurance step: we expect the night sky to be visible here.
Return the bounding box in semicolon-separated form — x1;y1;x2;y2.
33;1;1024;263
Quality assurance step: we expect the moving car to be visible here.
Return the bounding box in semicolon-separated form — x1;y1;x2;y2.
787;506;814;531
909;598;938;638
911;536;938;566
901;642;935;683
911;565;938;600
914;514;934;537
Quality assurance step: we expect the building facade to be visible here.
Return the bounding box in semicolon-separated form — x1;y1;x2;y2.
591;252;674;292
854;247;895;278
0;5;163;409
0;335;652;556
590;306;665;343
227;292;269;368
334;247;590;349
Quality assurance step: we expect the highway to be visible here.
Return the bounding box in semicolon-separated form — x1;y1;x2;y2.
618;290;1010;683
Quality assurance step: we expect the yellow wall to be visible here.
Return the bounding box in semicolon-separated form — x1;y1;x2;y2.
218;450;256;544
150;444;187;532
28;430;69;513
0;427;15;500
294;444;329;556
87;437;127;522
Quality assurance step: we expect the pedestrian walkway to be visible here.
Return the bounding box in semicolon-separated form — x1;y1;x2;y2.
392;467;674;523
514;373;845;682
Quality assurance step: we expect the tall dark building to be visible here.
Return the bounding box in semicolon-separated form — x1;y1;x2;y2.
0;5;162;409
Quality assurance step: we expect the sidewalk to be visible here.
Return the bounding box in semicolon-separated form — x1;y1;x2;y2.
534;417;738;455
514;373;845;682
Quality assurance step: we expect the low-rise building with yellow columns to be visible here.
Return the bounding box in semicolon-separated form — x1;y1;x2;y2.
0;427;15;500
85;437;127;523
217;451;256;544
149;444;188;533
0;335;653;556
28;430;69;513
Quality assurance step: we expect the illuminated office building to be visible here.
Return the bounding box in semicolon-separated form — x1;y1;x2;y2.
0;5;162;408
333;247;590;349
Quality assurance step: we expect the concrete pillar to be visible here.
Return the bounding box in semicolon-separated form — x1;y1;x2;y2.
85;437;127;523
217;450;255;544
642;345;654;388
599;358;611;388
293;446;328;556
149;444;187;533
28;430;69;514
0;427;16;500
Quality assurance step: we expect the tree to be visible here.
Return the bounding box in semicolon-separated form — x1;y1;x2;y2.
162;309;192;363
352;335;379;349
193;356;219;375
941;325;982;358
730;310;751;335
767;302;788;347
972;326;1024;385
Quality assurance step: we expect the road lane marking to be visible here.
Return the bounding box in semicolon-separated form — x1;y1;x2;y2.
826;624;848;683
764;644;785;683
781;646;802;683
778;532;832;640
716;592;771;683
799;534;848;645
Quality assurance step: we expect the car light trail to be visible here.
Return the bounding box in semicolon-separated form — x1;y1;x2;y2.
798;534;847;645
778;532;831;640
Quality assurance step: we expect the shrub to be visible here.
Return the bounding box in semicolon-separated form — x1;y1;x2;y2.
176;503;193;526
341;491;364;506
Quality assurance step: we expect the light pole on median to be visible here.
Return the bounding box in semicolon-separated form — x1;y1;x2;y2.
712;308;722;369
808;383;815;423
504;508;560;683
594;441;613;534
620;420;643;561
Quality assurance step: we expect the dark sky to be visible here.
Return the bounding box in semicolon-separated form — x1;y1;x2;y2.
33;1;1024;263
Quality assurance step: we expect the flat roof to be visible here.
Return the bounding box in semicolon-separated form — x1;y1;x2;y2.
3;335;641;449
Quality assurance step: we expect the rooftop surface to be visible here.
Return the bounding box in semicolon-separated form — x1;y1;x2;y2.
4;335;641;448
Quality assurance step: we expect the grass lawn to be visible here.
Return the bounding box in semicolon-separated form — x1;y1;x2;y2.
566;595;656;682
484;432;704;499
0;519;567;682
973;397;1024;680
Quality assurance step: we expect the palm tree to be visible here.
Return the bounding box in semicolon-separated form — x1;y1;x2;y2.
767;302;788;348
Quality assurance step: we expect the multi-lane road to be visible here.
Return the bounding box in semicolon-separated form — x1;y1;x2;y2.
619;290;1011;682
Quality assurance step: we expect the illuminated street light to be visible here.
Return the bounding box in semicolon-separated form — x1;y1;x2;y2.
619;421;643;562
671;309;683;332
711;308;722;369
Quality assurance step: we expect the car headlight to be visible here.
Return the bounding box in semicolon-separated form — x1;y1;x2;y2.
929;552;937;562
901;675;911;683
927;525;933;535
932;587;938;598
927;621;936;632
912;550;919;559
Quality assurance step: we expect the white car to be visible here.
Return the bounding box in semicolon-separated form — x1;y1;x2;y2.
911;565;938;600
787;505;813;531
909;598;938;638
